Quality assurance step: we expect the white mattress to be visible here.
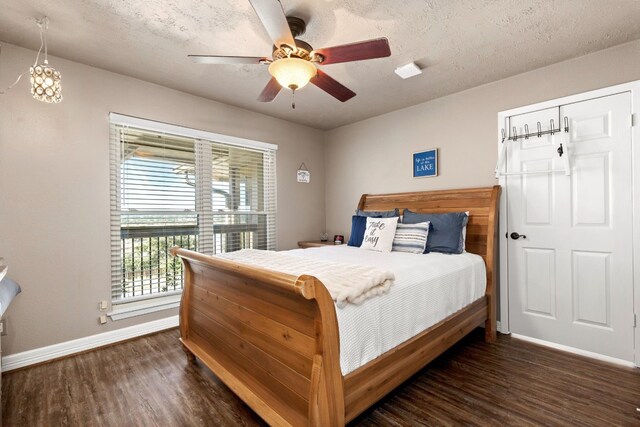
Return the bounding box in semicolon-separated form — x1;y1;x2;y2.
286;245;486;375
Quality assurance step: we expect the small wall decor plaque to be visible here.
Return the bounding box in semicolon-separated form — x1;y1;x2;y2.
297;162;310;183
413;148;438;178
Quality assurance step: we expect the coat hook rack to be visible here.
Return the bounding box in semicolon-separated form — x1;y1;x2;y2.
501;116;569;142
496;111;571;178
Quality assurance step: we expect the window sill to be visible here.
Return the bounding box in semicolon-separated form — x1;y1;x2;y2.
108;294;182;321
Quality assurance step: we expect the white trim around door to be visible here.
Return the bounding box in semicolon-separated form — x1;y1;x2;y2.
497;80;640;367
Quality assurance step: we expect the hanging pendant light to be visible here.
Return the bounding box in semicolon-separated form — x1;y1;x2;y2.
30;17;62;103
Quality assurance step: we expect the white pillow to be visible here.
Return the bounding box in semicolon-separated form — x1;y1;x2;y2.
361;217;399;252
392;222;430;254
462;211;469;252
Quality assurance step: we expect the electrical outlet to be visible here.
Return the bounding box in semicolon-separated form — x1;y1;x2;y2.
99;315;107;325
0;319;7;336
99;300;108;311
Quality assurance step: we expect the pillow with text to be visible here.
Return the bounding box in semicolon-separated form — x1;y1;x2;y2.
360;217;399;252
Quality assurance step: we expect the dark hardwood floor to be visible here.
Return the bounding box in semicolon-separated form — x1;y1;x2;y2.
3;328;639;426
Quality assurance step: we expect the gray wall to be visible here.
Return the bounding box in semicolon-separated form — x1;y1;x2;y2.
324;40;640;238
2;39;640;358
0;43;326;355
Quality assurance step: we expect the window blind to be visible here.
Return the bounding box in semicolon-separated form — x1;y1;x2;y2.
110;117;277;303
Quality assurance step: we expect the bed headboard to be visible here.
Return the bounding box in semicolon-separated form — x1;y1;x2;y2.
357;185;501;292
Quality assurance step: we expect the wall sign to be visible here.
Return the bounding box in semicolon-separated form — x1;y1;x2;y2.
413;148;438;178
297;162;310;183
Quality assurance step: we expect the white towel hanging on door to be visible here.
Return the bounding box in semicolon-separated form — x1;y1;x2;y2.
495;140;508;178
496;131;571;177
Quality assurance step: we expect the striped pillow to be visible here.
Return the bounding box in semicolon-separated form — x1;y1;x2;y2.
392;222;430;254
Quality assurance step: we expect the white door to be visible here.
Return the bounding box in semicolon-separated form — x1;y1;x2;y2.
506;92;634;362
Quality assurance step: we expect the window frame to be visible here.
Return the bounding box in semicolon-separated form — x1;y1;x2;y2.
108;113;278;320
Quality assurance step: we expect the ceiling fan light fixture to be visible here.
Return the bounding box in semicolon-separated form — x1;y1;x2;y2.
188;5;391;105
268;58;316;91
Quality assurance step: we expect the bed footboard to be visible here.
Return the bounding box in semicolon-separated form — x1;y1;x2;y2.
169;185;500;426
170;247;344;426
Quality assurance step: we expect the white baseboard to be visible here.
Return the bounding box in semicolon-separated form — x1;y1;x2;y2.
2;315;178;372
510;333;638;368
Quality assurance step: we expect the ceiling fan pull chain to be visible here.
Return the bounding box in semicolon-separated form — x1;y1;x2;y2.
291;89;296;109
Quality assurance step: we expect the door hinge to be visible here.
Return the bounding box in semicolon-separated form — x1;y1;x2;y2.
634;313;637;328
632;113;636;127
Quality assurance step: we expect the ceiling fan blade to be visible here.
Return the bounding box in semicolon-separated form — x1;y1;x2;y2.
189;55;267;65
310;69;356;102
257;77;282;102
249;0;296;48
314;38;391;65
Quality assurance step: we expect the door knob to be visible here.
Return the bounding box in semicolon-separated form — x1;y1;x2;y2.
510;232;526;240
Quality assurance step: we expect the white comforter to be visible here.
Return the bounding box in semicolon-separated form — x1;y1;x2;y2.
218;249;394;307
286;245;486;375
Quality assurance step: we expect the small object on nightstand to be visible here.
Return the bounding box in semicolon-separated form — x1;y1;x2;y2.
320;232;328;242
334;234;344;245
298;240;337;249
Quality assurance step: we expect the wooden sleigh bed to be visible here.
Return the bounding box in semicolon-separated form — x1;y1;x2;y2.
170;185;501;426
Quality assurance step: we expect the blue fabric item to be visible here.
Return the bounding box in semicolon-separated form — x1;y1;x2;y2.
356;208;399;218
402;210;468;254
348;215;381;246
0;276;21;316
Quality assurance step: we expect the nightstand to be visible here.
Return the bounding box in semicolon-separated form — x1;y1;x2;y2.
297;240;342;249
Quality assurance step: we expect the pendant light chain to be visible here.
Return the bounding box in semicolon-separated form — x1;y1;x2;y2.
33;17;47;67
1;16;62;103
0;17;47;96
30;16;63;103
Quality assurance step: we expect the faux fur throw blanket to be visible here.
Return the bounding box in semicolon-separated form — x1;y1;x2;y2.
218;249;395;307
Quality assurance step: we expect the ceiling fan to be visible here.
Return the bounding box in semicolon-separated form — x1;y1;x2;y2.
188;0;391;106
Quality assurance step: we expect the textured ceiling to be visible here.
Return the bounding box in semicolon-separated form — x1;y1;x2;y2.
2;0;640;130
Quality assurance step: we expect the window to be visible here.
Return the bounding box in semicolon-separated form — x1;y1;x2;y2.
109;114;277;319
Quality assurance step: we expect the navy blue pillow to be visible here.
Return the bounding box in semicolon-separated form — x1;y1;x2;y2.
402;210;468;254
348;215;382;246
356;208;399;218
